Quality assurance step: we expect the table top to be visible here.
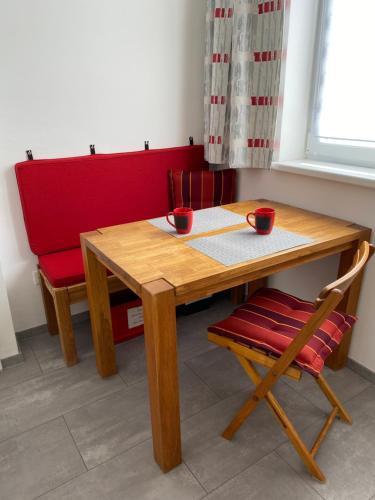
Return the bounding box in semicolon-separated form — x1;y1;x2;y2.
81;200;369;304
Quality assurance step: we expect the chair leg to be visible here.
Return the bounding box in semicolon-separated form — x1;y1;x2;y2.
222;393;261;440
222;351;274;440
266;387;326;482
224;355;326;482
315;373;352;424
39;271;59;335
54;288;78;367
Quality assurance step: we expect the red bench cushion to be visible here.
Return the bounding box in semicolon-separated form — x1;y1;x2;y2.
16;146;207;256
169;169;236;210
208;288;356;376
39;248;85;288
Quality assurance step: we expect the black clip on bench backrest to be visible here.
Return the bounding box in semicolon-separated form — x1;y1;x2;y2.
90;144;96;155
26;149;33;160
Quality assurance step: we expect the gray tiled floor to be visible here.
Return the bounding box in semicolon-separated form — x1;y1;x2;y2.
0;295;374;500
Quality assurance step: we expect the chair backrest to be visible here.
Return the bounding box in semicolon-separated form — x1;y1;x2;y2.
16;145;208;256
316;241;375;307
297;240;374;360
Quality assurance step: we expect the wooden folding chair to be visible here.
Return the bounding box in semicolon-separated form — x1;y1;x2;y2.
208;241;374;482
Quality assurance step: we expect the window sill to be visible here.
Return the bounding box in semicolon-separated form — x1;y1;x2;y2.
272;159;375;189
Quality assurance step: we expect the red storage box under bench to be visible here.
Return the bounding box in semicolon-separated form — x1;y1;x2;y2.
110;291;144;344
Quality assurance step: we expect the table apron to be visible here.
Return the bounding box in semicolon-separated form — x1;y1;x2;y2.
90;239;363;306
174;240;355;305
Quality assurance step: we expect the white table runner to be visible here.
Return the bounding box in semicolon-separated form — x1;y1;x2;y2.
186;227;314;266
147;206;245;238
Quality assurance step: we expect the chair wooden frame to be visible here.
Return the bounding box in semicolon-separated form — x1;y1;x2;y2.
38;269;126;366
208;241;374;482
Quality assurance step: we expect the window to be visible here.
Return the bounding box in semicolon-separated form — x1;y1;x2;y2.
307;0;375;168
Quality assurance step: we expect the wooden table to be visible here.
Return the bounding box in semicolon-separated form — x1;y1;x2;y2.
80;200;371;473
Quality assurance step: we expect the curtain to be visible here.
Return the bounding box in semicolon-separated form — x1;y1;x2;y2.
204;0;285;169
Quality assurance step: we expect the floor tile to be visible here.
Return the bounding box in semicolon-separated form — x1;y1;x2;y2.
116;326;218;387
206;452;321;500
3;295;373;500
27;322;94;373
37;440;205;500
179;364;220;419
64;383;150;470
185;347;256;399
0;418;85;500
276;385;375;500
181;381;322;492
116;335;147;385
65;364;219;469
177;327;218;363
284;367;371;413
0;340;42;390
0;357;124;442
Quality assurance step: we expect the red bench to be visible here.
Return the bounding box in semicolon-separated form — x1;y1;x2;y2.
16;145;207;366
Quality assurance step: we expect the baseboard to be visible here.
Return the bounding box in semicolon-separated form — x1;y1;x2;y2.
1;352;24;368
15;311;90;342
347;358;375;384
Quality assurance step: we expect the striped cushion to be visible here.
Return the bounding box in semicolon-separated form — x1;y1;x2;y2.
208;288;356;376
169;169;236;210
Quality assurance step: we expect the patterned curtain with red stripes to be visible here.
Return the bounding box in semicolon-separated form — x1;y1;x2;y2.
204;0;285;168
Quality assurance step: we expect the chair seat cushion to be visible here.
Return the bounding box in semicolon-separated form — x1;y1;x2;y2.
208;288;356;376
39;248;85;288
169;169;236;210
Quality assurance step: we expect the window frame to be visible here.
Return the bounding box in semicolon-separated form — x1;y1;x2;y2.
306;0;375;169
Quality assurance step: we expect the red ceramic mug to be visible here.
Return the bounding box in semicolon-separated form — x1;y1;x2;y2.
166;207;193;234
246;207;275;235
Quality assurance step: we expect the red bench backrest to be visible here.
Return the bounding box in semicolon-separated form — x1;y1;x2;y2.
16;145;207;256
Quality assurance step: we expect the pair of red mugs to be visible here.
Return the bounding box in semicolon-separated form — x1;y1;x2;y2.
166;207;275;235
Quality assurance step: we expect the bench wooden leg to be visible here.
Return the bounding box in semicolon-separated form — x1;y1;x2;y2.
54;288;78;367
39;271;59;336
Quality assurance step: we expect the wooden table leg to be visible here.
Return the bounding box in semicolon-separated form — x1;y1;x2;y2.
142;279;181;472
326;232;371;370
248;277;268;299
231;285;246;304
81;241;117;377
231;278;268;305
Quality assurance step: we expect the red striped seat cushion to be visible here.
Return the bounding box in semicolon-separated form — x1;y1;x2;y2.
169;169;236;210
208;288;356;376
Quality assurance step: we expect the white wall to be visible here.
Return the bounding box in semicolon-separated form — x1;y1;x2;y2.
0;0;206;339
238;0;375;372
0;263;18;360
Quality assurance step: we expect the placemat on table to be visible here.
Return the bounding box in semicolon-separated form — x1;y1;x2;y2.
147;206;245;237
186;227;314;266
